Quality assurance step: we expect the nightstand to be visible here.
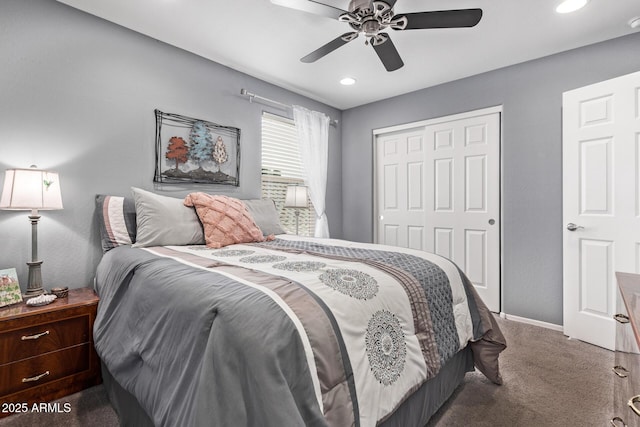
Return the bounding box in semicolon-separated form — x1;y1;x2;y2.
0;287;102;418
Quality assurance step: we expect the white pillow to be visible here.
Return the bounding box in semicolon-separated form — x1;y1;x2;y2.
131;187;204;247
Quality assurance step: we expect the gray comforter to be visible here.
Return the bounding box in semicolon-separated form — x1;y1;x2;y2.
94;237;505;427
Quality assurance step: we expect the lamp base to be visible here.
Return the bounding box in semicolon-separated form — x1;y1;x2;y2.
25;260;45;297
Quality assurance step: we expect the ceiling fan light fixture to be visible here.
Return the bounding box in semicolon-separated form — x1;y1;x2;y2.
555;0;589;14
340;77;356;86
362;18;381;36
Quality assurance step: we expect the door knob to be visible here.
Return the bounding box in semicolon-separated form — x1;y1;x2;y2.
566;223;584;232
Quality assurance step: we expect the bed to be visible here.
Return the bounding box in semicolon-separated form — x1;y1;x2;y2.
93;188;506;427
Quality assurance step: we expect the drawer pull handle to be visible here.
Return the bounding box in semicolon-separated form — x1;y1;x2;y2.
615;314;631;324
629;395;640;417
22;371;50;383
610;416;627;426
613;365;630;378
21;330;50;340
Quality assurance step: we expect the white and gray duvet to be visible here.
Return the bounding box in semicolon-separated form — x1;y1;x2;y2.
94;235;505;427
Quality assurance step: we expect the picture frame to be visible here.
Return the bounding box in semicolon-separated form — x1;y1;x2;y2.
0;268;23;307
154;109;241;186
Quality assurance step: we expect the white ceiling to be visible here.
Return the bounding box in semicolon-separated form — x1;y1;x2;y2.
56;0;640;110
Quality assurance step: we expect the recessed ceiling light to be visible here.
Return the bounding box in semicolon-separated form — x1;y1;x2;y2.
340;77;356;86
629;16;640;29
556;0;589;14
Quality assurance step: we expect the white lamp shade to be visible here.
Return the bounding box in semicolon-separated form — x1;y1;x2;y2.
284;185;308;208
0;168;63;210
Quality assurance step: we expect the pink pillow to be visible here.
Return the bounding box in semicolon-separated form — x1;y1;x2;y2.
184;193;273;249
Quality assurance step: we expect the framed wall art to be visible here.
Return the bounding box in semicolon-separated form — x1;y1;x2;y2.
0;267;22;307
154;109;240;186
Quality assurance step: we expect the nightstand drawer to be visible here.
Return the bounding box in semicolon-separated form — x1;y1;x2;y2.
0;343;90;396
0;315;90;365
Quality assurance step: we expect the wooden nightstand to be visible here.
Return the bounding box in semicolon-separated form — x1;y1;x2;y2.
0;287;102;418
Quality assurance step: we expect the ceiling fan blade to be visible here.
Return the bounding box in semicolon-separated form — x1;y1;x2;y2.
270;0;346;20
396;8;483;30
371;35;404;72
301;32;358;63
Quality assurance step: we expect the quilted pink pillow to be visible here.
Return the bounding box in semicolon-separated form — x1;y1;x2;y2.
184;193;273;249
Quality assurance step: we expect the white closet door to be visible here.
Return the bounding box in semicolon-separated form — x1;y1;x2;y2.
375;129;427;250
375;108;501;312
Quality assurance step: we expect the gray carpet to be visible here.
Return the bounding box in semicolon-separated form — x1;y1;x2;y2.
426;316;613;426
0;316;613;426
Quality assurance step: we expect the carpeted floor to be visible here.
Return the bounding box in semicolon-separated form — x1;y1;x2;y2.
426;316;614;426
0;316;614;426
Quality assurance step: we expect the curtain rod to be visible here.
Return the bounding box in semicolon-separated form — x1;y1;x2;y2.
240;88;338;126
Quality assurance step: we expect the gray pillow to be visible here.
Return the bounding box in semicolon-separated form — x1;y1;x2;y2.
243;199;286;236
131;187;205;247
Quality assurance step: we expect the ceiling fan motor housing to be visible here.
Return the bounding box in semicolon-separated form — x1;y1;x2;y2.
343;0;396;35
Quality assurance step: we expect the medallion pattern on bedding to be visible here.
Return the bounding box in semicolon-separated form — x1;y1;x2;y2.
319;268;379;300
365;310;407;386
239;254;287;263
211;248;255;257
274;260;327;272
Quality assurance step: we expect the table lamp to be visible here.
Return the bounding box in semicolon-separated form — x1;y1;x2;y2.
284;184;308;235
0;166;63;297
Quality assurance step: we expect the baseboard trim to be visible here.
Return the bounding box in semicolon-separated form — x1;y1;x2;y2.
499;312;563;332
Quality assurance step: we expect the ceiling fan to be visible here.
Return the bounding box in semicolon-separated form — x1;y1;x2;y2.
271;0;483;72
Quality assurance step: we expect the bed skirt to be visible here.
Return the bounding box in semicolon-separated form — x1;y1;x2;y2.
101;346;473;427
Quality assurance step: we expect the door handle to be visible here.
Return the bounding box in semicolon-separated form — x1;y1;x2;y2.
566;223;584;232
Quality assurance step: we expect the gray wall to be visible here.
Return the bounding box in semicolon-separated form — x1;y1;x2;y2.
341;32;640;325
0;0;342;291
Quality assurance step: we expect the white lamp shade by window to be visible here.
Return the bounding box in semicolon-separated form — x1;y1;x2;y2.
0;168;63;211
284;185;308;208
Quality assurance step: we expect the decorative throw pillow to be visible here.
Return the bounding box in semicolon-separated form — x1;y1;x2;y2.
95;195;137;253
184;193;273;249
132;187;205;247
243;199;286;236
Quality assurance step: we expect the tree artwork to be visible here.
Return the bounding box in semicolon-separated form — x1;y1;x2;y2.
189;120;213;167
154;110;240;186
165;136;188;170
212;136;228;172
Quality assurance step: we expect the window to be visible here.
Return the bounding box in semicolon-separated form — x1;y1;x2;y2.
261;112;315;236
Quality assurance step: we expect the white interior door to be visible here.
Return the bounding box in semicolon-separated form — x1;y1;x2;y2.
375;129;427;250
563;70;640;350
375;108;501;312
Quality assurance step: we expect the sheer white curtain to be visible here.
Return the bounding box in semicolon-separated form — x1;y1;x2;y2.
292;105;330;238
